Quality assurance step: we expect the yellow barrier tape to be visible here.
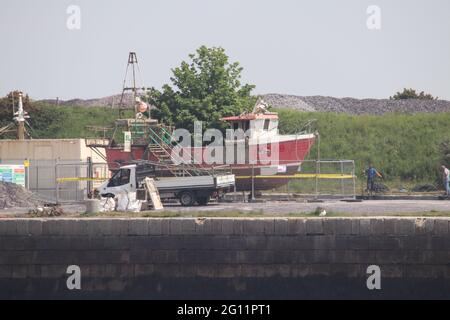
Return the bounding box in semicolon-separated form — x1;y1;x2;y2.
56;177;109;183
236;173;355;179
58;174;355;183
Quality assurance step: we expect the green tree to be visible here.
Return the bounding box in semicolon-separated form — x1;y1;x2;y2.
146;46;256;132
390;88;437;100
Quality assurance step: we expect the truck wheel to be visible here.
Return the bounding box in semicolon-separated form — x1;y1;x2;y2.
179;191;196;206
196;196;209;206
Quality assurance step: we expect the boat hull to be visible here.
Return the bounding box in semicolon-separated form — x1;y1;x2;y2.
104;136;315;191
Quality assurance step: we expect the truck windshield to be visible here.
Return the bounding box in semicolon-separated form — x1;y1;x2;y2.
107;169;131;187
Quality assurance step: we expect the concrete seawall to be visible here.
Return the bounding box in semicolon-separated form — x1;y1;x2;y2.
0;217;449;299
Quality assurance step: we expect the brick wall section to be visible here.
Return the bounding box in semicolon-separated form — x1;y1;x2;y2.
0;217;449;298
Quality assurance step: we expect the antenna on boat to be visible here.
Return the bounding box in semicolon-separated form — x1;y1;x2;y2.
0;91;31;140
118;52;148;118
252;98;269;114
14;92;30;140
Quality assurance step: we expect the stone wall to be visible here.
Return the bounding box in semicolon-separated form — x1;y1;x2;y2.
0;217;449;299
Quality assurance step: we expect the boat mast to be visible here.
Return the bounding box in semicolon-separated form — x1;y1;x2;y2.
118;52;146;118
0;91;31;139
14;92;27;140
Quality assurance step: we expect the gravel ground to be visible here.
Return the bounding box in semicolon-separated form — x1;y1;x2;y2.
1;200;450;217
162;200;450;216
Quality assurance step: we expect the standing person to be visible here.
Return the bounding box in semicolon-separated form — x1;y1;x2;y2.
365;164;383;195
441;165;450;196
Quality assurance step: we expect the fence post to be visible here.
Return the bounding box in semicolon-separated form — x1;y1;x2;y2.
352;160;356;200
232;167;236;194
251;164;255;201
55;160;59;204
87;157;93;199
25;158;30;190
36;162;39;194
315;132;321;199
315;160;320;199
75;164;79;201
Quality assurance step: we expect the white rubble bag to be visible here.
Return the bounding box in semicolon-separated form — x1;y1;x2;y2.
99;197;116;212
116;191;143;212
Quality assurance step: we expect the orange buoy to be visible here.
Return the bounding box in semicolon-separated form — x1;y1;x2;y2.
137;101;148;113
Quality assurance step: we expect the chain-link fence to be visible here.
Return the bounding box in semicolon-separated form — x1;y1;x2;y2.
0;159;110;203
1;158;355;203
284;160;356;199
231;159;356;200
55;162;110;202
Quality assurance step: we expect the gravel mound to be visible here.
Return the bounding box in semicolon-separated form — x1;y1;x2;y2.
38;93;155;109
0;181;44;209
39;93;450;115
263;94;450;115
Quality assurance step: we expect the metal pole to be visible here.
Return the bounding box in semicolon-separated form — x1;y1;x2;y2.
341;161;345;197
17;122;25;140
232;167;236;194
76;165;79;201
87;157;93;198
25;159;30;190
315;133;320;199
16;93;26;140
353;160;357;200
131;53;137;113
55;160;59;204
36;162;39;196
251;164;255;201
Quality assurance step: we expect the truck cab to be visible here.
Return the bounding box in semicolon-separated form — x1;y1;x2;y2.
100;164;138;197
98;163;235;207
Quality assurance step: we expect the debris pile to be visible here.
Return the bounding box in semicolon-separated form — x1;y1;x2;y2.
412;184;438;192
0;181;44;209
27;205;63;217
372;183;390;193
314;206;327;216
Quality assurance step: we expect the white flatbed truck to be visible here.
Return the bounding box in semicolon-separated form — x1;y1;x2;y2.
97;163;235;206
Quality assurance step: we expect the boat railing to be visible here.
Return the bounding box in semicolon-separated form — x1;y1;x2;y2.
85;137;111;148
146;126;209;177
296;119;317;135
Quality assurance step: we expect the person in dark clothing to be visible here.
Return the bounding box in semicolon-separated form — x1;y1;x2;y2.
441;165;450;196
365;164;383;195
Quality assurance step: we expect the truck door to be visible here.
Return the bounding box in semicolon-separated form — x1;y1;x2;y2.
105;168;133;195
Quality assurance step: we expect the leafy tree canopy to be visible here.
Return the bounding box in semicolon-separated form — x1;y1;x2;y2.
390;88;437;100
146;46;256;132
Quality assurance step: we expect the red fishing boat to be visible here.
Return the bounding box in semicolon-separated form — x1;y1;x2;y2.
91;100;315;191
86;53;316;191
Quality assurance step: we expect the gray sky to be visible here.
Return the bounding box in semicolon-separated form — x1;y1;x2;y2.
1;0;449;100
